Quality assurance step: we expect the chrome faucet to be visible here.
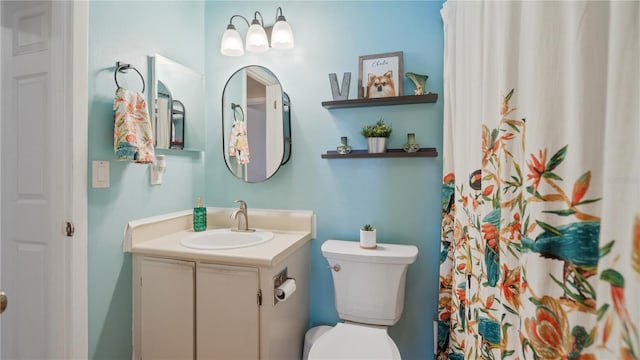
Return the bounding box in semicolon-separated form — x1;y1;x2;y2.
230;200;255;232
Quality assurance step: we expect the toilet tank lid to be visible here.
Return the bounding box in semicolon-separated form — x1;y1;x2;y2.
322;240;418;264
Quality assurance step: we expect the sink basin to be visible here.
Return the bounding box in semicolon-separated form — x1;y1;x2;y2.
180;229;274;250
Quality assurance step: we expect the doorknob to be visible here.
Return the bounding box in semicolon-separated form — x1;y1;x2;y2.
0;291;6;314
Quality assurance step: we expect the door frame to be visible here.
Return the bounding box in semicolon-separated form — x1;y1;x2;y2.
67;2;89;358
0;1;88;358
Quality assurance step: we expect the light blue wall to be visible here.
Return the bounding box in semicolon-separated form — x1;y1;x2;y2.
88;1;443;359
205;2;444;359
87;1;205;358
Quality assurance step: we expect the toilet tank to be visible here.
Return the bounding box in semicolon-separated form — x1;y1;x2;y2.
321;240;418;326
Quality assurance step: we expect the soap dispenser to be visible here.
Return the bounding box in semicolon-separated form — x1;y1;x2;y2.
193;197;207;232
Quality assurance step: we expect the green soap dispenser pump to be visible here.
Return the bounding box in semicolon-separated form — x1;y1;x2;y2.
193;197;207;232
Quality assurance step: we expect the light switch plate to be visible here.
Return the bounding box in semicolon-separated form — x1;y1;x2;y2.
92;160;110;188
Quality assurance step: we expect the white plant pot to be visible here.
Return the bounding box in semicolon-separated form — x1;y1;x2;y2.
367;137;388;153
360;229;377;249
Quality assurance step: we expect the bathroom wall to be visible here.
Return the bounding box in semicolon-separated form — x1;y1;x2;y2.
205;1;444;358
87;1;442;358
87;2;205;358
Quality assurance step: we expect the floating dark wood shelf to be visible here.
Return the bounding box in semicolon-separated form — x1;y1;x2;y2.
321;148;438;159
321;93;438;109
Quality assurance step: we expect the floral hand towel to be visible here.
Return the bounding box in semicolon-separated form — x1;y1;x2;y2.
113;87;155;163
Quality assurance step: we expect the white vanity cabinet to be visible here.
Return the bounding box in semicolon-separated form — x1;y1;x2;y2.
127;208;315;360
196;263;259;359
134;257;262;360
138;257;195;360
132;243;310;360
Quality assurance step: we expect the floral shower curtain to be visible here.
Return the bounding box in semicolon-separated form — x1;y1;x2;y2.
438;1;639;359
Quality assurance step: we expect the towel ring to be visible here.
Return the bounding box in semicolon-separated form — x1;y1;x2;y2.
114;62;145;93
231;103;245;122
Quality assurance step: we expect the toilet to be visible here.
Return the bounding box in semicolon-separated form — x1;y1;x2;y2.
305;239;418;359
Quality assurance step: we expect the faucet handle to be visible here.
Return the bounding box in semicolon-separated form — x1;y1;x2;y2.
234;200;247;209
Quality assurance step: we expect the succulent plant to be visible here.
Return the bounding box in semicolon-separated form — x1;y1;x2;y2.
362;224;374;231
361;119;392;138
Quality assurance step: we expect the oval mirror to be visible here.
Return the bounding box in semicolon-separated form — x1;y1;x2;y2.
222;66;291;182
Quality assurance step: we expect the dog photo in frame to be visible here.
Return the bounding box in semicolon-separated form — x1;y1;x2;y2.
358;51;403;99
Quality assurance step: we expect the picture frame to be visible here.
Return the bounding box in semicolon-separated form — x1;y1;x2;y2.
358;51;403;99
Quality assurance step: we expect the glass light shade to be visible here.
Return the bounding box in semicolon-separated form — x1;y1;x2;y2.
246;24;269;53
220;27;244;56
271;20;294;49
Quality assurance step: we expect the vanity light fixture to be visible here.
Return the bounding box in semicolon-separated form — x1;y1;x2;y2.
220;17;246;56
271;7;295;49
246;12;269;53
220;7;294;56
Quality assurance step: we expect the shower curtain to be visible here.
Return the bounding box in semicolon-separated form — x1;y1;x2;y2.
438;1;639;359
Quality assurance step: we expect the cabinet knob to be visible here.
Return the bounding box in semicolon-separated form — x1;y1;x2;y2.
328;264;341;272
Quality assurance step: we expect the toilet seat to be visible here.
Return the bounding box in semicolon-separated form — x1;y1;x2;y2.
307;323;401;359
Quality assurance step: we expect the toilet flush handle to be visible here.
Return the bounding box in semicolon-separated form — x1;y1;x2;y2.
328;264;341;272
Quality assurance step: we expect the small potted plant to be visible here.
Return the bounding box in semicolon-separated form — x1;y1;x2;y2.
360;224;377;249
361;118;392;153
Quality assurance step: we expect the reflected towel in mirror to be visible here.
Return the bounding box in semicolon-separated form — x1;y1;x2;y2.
229;119;250;165
113;87;155;163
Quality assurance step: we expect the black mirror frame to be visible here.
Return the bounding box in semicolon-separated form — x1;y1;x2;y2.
221;66;292;183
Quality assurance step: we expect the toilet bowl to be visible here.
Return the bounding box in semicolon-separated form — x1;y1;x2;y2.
302;325;331;360
305;240;418;359
307;323;400;359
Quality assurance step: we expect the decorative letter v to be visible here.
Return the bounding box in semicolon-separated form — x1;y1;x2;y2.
329;72;351;100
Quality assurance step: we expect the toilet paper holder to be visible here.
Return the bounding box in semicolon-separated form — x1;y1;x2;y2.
273;267;296;304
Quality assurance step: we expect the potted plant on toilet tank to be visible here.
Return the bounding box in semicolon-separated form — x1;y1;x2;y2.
360;224;377;249
361;118;392;153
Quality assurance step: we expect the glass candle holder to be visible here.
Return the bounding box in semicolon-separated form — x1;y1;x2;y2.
336;136;352;154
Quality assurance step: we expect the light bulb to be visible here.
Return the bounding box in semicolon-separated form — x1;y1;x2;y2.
246;21;269;53
271;18;294;49
220;25;244;56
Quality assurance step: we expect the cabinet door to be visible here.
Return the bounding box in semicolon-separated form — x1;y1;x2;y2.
197;263;259;359
141;257;195;360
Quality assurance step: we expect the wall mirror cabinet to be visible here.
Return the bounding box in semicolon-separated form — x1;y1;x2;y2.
149;54;204;152
222;66;291;183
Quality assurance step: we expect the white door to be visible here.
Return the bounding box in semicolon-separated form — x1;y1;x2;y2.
0;1;87;358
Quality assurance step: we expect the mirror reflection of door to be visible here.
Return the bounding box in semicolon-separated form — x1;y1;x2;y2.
246;76;266;182
244;68;283;182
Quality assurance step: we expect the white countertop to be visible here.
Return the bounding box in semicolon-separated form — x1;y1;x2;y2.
131;228;312;267
124;207;315;267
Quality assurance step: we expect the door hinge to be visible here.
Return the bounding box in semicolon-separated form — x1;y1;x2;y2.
257;289;262;306
65;222;75;237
